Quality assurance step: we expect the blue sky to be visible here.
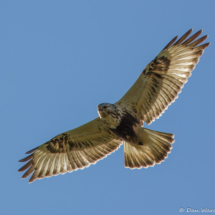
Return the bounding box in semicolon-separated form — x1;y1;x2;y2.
1;1;215;215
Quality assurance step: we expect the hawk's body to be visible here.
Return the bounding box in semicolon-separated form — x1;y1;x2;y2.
18;29;210;183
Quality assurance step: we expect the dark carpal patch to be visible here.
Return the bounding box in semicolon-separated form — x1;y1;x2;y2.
110;111;138;142
46;133;69;153
149;56;170;72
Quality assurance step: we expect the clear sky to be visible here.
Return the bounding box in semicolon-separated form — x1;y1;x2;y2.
1;1;215;215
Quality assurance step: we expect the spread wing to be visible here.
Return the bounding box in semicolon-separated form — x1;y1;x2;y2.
18;118;122;183
116;29;210;124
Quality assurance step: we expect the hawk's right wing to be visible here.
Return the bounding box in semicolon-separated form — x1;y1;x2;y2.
18;117;122;183
116;29;210;124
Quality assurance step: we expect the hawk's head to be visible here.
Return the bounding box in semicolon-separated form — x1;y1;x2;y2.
97;103;123;129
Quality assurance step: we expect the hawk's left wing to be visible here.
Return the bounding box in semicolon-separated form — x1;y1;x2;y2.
116;29;210;124
18;117;122;183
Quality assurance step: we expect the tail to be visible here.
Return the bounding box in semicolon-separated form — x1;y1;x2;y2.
124;128;174;169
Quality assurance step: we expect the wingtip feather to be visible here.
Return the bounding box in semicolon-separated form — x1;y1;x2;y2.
19;154;33;162
25;146;39;154
174;29;193;45
163;35;178;50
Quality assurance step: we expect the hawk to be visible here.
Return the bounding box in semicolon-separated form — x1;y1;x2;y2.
18;29;210;183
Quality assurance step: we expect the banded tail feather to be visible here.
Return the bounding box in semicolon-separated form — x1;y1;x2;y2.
124;128;174;169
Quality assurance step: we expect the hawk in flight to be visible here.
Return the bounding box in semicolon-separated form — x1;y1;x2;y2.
18;29;210;183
